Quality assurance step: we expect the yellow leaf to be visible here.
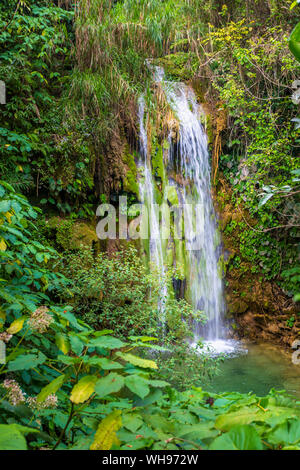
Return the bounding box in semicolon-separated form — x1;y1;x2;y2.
0;309;6;322
4;212;13;223
7;317;26;334
70;375;98;404
116;352;158;369
55;333;70;354
17;165;23;172
90;411;122;450
0;239;7;252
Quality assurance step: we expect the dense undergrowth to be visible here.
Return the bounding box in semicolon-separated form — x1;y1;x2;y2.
0;0;300;451
0;182;300;450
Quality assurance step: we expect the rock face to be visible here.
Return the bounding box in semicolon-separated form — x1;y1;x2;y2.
215;178;299;348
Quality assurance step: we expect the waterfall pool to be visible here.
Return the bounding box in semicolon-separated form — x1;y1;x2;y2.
197;341;300;398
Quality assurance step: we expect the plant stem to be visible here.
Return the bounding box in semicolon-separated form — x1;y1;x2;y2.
52;403;75;450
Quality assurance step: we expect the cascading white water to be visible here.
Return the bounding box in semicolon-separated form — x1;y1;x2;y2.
138;96;168;324
138;66;227;347
164;82;225;341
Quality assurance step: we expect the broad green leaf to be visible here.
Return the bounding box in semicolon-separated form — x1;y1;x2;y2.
69;334;84;356
267;419;300;446
70;375;98;404
85;357;124;370
94;373;124;399
8;352;46;371
210;425;263;450
93;330;114;337
0;424;27;450
125;375;150;399
289;21;300;62
89;336;126;350
36;374;66;403
178;422;218;441
215;407;265;431
123;413;143;433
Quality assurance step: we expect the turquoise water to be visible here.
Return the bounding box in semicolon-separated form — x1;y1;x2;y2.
202;342;300;398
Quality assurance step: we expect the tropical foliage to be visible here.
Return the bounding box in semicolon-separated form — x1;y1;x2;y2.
0;0;299;452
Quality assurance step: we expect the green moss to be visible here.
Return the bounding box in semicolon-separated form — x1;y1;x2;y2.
152;144;167;186
46;217;99;250
204;112;214;144
174;238;186;280
165;185;179;206
123;148;139;197
155;52;198;80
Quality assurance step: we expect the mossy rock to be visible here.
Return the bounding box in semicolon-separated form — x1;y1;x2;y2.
71;222;99;249
122;148;139;197
152;144;167;189
165;185;179;206
228;299;249;315
46;217;99;250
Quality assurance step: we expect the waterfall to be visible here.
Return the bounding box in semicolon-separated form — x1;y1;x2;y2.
138;96;168;325
164;82;225;341
137;67;226;343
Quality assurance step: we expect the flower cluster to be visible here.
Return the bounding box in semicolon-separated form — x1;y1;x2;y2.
27;306;53;333
27;394;58;410
2;379;26;406
0;332;12;343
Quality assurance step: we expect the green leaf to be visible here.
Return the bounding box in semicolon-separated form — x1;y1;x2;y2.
8;352;46;371
215;407;265;431
125;375;150;399
70;375;98;404
85;357;124;370
36;374;66;403
0;200;11;213
89;336;126;350
210;425;263;450
94;373;124;399
289;21;300;62
123;413;143;433
267;419;300;446
0;424;38;450
178;422;218;441
0;424;27;450
69;334;84;356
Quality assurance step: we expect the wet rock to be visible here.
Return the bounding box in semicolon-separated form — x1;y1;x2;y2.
228;299;249;315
